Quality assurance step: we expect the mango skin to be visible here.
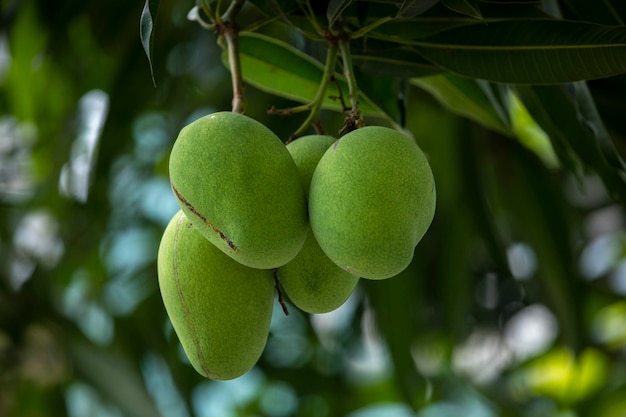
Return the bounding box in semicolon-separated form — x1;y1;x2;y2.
282;135;359;313
169;111;308;269
286;135;336;195
278;229;359;314
309;126;436;280
157;210;275;380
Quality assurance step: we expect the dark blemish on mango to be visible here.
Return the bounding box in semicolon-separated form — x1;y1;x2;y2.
172;184;238;252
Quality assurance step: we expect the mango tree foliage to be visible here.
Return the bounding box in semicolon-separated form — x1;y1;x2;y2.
1;0;626;416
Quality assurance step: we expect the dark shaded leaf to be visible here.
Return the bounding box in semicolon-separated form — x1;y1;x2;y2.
570;82;626;171
139;0;160;87
442;0;482;18
372;17;478;40
516;86;626;201
515;84;626;201
498;142;585;350
412;74;511;134
561;0;625;25
354;68;403;123
228;32;386;116
352;41;443;78
328;0;355;26
409;19;626;84
397;0;441;17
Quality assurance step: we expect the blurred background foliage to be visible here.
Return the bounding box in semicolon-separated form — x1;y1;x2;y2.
2;0;626;416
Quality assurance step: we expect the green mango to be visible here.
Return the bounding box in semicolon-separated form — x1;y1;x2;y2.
280;135;359;314
309;126;436;280
169;111;308;269
286;135;336;196
157;210;275;380
278;229;359;314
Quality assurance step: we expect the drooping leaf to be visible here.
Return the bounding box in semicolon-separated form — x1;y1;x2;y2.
372;17;478;40
407;19;626;84
561;0;625;25
139;0;160;87
352;41;443;78
227;32;386;117
570;82;626;171
246;0;323;39
354;68;403;124
411;74;511;134
397;0;441;17
369;3;548;42
509;91;559;168
328;0;355;27
460;130;513;287
515;84;626;201
498;142;585;351
442;0;482;19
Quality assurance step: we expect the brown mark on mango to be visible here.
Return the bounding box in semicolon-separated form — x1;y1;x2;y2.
172;184;238;252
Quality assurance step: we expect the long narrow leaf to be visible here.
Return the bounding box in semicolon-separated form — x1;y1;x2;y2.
515;84;626;201
561;0;625;25
139;0;160;86
328;0;355;26
442;0;482;19
397;0;441;17
570;82;626;171
228;32;385;116
412;74;511;134
502;144;585;351
352;43;442;78
409;19;626;84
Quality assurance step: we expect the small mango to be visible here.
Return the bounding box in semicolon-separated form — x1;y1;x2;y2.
279;135;359;314
285;135;336;196
278;229;359;314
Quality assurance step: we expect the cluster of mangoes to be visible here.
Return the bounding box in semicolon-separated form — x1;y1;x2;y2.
157;111;436;380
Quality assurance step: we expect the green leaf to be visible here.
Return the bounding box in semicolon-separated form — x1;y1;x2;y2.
372;17;478;40
249;0;324;39
352;42;443;78
442;0;482;19
328;0;355;27
561;0;625;25
230;32;385;116
354;68;403;124
139;0;160;87
570;82;626;171
411;73;511;134
397;0;441;17
409;19;626;84
509;91;559;168
501;143;585;351
515;84;626;201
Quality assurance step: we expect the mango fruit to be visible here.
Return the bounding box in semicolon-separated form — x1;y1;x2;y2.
168;112;308;269
157;210;275;380
279;135;359;314
285;135;336;195
309;126;436;280
278;229;359;313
